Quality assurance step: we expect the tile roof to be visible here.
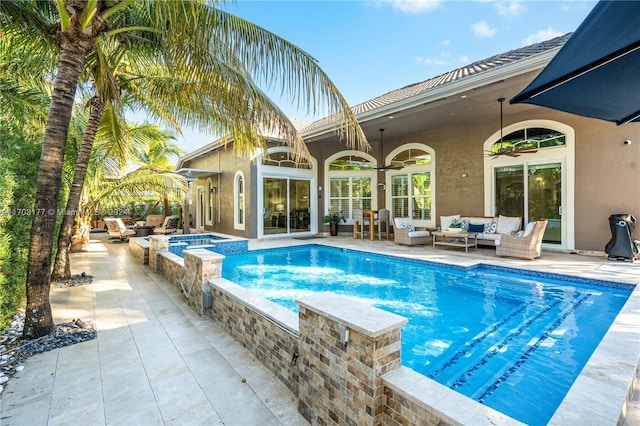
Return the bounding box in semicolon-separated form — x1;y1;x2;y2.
299;33;571;134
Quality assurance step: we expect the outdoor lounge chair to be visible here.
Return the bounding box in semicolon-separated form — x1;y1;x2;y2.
153;215;180;235
104;217;136;241
393;217;430;246
496;220;548;260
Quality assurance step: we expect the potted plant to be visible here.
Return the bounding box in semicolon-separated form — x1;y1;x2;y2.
323;209;346;236
447;218;464;232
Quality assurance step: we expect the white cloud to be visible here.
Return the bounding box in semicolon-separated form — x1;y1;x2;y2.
459;55;470;64
471;21;496;38
416;53;449;66
442;39;451;46
495;1;526;18
524;28;563;45
390;0;442;14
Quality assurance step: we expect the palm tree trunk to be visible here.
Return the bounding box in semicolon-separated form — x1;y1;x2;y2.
51;97;105;282
23;47;86;339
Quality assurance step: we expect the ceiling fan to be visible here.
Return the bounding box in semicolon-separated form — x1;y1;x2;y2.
486;98;538;159
375;128;403;171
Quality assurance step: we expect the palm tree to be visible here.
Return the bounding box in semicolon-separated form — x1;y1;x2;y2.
83;124;187;223
1;0;368;338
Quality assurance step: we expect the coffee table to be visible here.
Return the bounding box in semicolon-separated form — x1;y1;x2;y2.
432;231;478;252
134;225;155;237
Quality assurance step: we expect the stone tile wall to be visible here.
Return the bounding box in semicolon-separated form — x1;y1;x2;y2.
297;293;407;426
128;237;149;264
208;280;300;395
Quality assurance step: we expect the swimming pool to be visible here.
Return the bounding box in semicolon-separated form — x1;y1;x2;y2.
220;244;632;425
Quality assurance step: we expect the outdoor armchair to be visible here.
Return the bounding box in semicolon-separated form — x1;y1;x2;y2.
496;220;548;260
153;215;180;235
393;217;430;246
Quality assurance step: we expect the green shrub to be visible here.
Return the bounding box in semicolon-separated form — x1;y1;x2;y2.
0;125;40;329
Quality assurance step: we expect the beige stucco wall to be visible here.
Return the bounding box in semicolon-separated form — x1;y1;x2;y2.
182;148;256;238
309;112;638;252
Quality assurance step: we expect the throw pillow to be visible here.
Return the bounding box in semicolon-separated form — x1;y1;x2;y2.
516;230;525;237
484;221;497;234
399;223;414;231
496;215;522;235
469;223;484;233
523;221;537;237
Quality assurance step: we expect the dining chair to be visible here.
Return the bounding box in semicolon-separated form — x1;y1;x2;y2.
353;208;369;239
376;209;390;240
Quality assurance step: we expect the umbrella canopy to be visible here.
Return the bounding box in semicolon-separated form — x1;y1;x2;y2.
511;1;640;125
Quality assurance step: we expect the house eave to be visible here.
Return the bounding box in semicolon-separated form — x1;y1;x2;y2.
302;48;561;142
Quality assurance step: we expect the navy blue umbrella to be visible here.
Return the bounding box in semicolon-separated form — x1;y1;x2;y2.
511;1;640;125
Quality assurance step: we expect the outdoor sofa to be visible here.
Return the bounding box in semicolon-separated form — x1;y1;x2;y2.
440;214;522;247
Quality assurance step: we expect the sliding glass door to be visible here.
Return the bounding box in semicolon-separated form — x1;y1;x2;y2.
495;161;563;245
263;177;311;236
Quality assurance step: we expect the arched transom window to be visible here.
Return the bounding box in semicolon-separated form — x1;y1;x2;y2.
489;127;566;155
262;150;312;169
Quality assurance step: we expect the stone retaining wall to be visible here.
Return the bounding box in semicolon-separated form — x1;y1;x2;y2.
208;279;300;395
128;237;149;264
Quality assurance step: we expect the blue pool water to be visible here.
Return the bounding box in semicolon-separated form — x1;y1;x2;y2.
220;245;632;425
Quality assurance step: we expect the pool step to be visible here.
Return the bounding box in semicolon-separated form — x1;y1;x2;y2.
425;294;579;395
427;292;591;404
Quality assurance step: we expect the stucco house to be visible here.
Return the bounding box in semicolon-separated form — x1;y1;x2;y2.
175;34;639;253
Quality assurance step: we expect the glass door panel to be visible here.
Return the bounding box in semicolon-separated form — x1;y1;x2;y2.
290;179;310;233
495;166;524;218
494;162;563;246
528;163;562;245
263;177;287;235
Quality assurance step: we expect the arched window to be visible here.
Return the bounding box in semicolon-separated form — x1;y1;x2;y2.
261;149;312;169
488;127;566;156
325;151;377;220
386;144;435;227
234;172;245;230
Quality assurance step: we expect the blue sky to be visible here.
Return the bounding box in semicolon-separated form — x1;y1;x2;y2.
175;0;597;153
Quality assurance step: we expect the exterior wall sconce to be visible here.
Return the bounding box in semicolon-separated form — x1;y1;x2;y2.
461;173;469;178
377;183;386;191
210;187;217;194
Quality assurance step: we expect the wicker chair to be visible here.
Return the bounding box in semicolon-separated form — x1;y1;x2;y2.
353;208;370;239
393;217;430;246
496;220;548;260
376;209;390;240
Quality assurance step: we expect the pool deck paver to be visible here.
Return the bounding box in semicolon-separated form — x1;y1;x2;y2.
0;231;638;425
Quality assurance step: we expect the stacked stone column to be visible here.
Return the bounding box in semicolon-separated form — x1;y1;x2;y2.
182;249;224;315
296;293;407;425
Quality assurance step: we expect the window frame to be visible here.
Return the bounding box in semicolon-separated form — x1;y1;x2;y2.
384;143;436;228
325;150;377;222
234;171;245;230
